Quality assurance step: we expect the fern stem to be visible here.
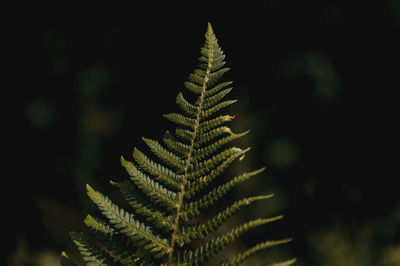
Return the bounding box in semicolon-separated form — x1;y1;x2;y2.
167;23;214;265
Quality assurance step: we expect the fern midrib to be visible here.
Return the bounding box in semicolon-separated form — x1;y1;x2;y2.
167;32;214;265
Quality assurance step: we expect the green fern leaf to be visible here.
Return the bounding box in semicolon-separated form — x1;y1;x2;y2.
192;130;249;161
188;147;249;180
220;240;295;266
132;147;183;191
204;81;233;97
176;92;199;116
178;194;274;244
201;87;233;109
184;151;254;200
61;251;77;266
84;214;115;234
202;99;237;119
193;125;232;147
181;217;286;265
198;114;235;134
120;156;180;212
163;131;190;157
86;184;170;258
111;179;175;232
184;81;203;95
164;113;196;129
266;258;298;266
142;137;186;171
84;215;139;264
183;168;267;216
66;22;294;266
70;231;114;265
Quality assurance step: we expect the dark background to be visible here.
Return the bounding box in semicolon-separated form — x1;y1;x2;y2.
6;1;399;265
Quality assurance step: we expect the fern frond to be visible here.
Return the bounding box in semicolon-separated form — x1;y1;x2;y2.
186;167;266;208
181;216;285;265
121;156;179;212
177;194;274;244
70;231;113;265
187;72;204;86
86;184;170;258
112;179;175;232
202;99;237;119
192;130;249;161
84;214;139;264
204;81;233;97
198;114;235;134
266;258;298;266
163;113;196;129
194;126;232;147
183;168;267;219
132;148;183;191
67;22;294;265
207;67;230;87
184;81;203;95
142;137;186;171
163;131;190;157
201;87;233;109
185;159;265;200
84;214;116;235
176;92;199;117
220;239;294;266
188;147;249;179
174;128;194;143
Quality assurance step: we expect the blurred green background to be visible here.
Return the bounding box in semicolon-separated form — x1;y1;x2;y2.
7;1;399;265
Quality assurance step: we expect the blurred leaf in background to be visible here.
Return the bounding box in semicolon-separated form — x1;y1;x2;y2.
24;98;56;129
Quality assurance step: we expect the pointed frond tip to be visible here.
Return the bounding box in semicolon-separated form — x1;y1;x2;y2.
220;239;294;266
207;22;213;32
205;22;216;45
84;214;115;235
60;251;76;266
267;258;298;266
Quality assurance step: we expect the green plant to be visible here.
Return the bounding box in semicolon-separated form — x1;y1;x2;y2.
62;23;295;266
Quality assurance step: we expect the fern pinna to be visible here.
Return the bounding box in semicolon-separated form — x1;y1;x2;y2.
62;23;295;266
